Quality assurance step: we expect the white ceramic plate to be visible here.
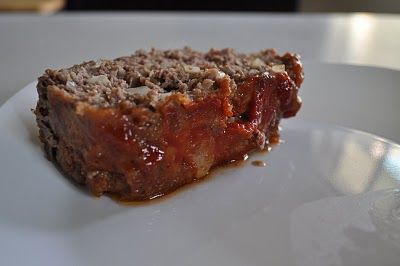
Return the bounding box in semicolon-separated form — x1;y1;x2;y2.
1;64;400;266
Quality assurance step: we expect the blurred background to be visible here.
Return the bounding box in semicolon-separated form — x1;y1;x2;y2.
0;0;399;14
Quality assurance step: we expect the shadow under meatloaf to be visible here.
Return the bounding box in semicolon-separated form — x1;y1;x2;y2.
35;48;303;201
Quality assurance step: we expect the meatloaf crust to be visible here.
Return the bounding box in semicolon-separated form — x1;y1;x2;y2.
35;47;303;201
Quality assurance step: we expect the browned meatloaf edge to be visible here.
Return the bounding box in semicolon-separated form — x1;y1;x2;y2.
34;47;303;201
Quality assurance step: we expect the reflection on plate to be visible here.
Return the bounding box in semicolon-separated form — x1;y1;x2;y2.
0;64;400;266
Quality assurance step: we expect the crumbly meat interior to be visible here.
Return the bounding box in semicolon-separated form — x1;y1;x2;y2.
38;47;301;109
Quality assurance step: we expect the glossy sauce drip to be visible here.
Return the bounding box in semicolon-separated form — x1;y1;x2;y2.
251;160;267;167
269;130;280;144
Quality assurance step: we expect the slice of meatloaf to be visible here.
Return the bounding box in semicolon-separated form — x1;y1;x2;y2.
35;47;303;201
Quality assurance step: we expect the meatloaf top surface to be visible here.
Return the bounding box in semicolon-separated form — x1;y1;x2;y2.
38;47;303;110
